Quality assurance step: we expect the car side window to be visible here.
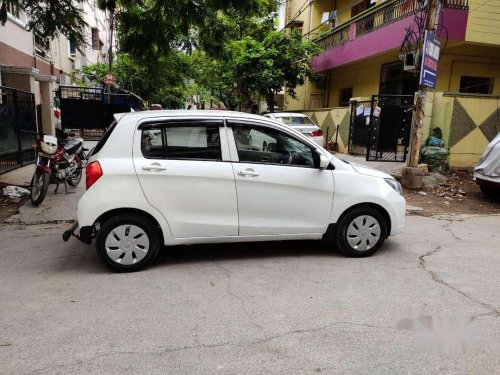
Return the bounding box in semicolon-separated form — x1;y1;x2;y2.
232;125;318;168
164;124;222;161
141;128;164;158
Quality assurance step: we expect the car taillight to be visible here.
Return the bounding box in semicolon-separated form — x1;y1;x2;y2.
309;129;323;137
86;161;102;190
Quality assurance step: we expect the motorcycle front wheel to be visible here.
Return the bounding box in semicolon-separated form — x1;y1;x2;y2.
30;170;49;206
67;156;82;187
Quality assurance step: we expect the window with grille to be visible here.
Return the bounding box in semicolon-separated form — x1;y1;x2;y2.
339;88;353;107
91;28;100;50
459;76;494;94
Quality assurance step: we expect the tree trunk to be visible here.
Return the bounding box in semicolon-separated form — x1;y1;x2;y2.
267;91;275;113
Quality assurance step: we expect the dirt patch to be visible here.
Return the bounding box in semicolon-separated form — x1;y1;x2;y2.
0;183;30;223
404;171;500;216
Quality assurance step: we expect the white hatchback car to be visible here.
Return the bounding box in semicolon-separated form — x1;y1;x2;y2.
264;112;324;147
64;110;405;271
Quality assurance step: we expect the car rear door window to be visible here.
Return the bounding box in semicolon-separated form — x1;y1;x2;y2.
141;128;164;158
141;123;222;160
165;125;221;160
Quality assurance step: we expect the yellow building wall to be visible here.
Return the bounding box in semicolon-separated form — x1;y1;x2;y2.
466;0;500;45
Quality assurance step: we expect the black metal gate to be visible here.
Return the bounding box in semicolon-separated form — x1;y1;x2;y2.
0;86;38;174
58;86;141;140
366;95;413;162
349;95;413;162
348;100;371;156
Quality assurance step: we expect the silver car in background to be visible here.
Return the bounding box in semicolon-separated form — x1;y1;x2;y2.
264;113;324;147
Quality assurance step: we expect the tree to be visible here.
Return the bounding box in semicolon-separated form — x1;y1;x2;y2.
187;0;278;110
231;31;320;112
189;51;246;110
116;0;269;60
79;53;189;109
0;0;87;46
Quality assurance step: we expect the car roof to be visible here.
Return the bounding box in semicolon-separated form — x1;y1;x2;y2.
112;110;322;149
114;110;271;123
268;112;308;118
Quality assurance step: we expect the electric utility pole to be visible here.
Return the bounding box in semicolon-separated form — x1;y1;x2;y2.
408;0;439;168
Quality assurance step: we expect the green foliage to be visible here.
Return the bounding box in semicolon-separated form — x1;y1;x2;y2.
188;51;245;110
0;0;87;47
230;30;321;111
116;0;270;60
79;53;189;109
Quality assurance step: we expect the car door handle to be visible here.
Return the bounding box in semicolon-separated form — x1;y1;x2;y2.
142;163;166;171
238;169;260;177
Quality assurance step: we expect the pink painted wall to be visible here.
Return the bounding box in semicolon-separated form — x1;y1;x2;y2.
312;9;468;72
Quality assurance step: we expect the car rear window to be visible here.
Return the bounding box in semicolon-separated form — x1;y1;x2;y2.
90;121;117;156
278;116;314;125
140;123;222;161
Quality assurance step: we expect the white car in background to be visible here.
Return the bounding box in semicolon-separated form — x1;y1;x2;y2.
64;110;405;272
264;112;324;147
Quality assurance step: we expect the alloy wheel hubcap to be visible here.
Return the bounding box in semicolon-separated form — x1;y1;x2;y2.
346;215;381;251
104;225;150;265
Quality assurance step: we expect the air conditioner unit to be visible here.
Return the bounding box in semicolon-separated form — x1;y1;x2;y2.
403;51;420;72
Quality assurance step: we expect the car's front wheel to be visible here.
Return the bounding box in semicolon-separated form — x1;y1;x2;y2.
96;214;161;272
335;207;387;257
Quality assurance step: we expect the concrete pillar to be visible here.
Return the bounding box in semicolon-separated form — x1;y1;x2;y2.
39;79;56;136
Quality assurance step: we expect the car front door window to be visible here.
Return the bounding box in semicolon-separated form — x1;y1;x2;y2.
233;125;318;168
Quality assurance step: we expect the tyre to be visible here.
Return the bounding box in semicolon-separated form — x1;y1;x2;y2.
335;206;388;257
67;156;82;187
96;214;161;272
30;170;49;206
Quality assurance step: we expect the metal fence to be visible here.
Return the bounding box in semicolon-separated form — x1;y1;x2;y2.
0;86;38;174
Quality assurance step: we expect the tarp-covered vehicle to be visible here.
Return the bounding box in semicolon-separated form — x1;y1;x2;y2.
474;132;500;199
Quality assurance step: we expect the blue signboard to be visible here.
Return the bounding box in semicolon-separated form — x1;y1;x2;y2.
419;31;440;89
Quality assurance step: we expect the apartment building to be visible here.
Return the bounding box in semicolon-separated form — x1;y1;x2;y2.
282;0;500;167
0;0;111;136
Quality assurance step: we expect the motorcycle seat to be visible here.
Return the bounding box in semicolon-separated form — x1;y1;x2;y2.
64;139;83;155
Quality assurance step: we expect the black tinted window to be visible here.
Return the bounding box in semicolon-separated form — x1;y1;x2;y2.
91;121;116;156
165;125;221;160
141;128;164;158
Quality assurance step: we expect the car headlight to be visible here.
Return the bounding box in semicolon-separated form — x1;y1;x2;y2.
385;178;403;195
40;141;57;155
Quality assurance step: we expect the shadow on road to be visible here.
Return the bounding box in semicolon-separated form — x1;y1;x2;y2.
153;238;401;267
59;237;401;274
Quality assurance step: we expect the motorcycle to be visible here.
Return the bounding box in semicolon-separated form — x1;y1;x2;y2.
30;132;86;206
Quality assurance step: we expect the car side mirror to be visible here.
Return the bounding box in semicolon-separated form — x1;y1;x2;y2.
319;154;330;170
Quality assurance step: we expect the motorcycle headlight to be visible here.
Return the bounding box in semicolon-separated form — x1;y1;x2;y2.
40;141;57;155
385;178;403;196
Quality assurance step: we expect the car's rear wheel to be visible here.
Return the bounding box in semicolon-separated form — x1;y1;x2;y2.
96;214;161;272
335;206;387;257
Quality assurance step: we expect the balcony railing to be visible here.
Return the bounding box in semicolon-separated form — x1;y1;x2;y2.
314;0;468;51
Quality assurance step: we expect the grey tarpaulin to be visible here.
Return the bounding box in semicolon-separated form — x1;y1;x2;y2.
474;132;500;182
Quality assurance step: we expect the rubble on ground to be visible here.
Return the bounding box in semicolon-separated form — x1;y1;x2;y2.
430;172;468;201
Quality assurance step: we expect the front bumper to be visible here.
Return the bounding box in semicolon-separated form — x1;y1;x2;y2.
62;222;94;244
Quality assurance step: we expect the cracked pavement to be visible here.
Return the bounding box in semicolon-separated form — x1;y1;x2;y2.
0;190;499;373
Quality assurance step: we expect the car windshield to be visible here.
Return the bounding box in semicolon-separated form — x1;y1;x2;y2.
277;116;315;126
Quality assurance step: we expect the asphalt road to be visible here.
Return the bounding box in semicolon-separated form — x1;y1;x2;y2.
0;212;499;374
